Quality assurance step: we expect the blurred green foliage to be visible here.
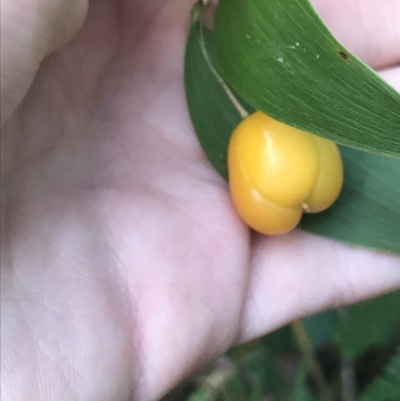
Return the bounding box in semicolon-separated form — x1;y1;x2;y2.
163;292;400;401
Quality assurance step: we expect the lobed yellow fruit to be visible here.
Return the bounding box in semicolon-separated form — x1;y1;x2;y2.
228;111;344;235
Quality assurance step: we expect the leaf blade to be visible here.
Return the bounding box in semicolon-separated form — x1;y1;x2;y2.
357;346;400;401
214;0;400;157
184;23;400;253
333;292;400;359
185;23;242;180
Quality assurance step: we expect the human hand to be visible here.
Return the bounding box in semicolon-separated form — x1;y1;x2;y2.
1;0;399;400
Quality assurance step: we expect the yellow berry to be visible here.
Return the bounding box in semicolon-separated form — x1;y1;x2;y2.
303;135;344;213
228;111;344;235
232;111;320;207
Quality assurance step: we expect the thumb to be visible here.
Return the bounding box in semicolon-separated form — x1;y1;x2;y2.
0;0;89;126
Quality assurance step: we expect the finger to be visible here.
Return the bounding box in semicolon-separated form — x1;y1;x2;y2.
312;0;400;69
240;230;400;342
0;0;89;126
379;65;400;92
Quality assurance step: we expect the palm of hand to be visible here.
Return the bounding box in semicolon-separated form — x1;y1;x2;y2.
2;1;399;400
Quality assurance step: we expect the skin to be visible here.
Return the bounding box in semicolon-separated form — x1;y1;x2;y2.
1;0;400;400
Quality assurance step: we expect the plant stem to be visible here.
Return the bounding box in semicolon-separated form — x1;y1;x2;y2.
338;308;355;401
341;356;355;401
291;320;334;401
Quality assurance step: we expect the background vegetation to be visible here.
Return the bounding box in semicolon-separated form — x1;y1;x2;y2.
163;291;400;401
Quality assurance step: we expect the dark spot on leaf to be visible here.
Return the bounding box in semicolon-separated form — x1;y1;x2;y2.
339;51;348;60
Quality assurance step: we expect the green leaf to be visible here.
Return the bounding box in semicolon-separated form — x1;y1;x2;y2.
214;0;400;157
333;292;400;358
261;325;296;355
228;339;289;397
291;364;319;401
187;388;210;401
298;146;400;252
245;348;287;399
357;347;400;401
184;22;400;253
303;312;337;349
185;23;246;180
